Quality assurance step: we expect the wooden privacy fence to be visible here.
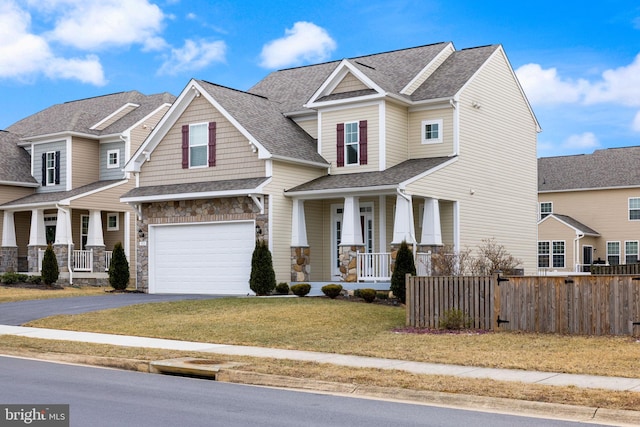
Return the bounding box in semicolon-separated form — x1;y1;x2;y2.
406;274;640;335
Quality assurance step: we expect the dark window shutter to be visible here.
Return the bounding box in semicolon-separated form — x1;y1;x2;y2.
41;153;46;184
54;151;60;184
208;122;216;167
181;125;189;169
336;123;345;167
359;120;368;165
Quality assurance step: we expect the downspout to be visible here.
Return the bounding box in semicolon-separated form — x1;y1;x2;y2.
574;232;584;273
56;204;73;285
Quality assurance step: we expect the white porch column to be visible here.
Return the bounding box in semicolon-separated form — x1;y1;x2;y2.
340;196;363;246
2;211;17;247
54;207;73;245
420;197;442;245
290;199;308;247
392;191;416;244
28;208;46;246
86;209;105;247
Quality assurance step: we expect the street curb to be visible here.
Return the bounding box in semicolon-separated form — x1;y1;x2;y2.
5;351;640;426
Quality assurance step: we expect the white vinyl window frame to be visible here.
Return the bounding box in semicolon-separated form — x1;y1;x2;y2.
107;149;120;169
629;198;640;221
189;122;208;168
421;119;443;144
607;241;621;266
80;215;89;250
625;240;639;264
45;151;56;186
538;240;564;268
344;121;359;165
539;201;553;219
107;213;119;231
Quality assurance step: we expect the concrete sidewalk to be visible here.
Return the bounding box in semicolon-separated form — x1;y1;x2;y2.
2;324;640;393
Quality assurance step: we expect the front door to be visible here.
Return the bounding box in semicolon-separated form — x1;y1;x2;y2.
331;203;373;278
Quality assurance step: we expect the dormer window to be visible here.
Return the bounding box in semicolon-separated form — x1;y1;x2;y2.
422;119;443;144
41;151;60;186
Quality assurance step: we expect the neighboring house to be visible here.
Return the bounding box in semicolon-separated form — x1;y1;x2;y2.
538;146;640;273
0;91;175;285
122;41;540;295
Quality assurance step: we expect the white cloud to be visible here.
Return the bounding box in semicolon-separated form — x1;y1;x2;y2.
564;132;599;150
260;22;336;69
44;0;167;51
582;54;640;106
0;0;105;85
632;111;640;132
157;39;226;76
516;63;587;105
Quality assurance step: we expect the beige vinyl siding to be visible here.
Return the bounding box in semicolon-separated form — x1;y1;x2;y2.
332;73;369;94
537;218;575;272
408;107;454;158
264;161;326;283
71;137;100;188
320;104;379;174
69;182;132;211
538;188;640;263
406;50;539;274
0;186;35;204
384;102;408;168
140;96;264;186
403;45;455;95
293;117;318;139
129;105;170;153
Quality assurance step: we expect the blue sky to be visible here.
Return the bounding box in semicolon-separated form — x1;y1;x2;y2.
1;0;639;158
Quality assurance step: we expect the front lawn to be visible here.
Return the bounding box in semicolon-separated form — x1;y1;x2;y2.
24;296;640;379
0;285;107;303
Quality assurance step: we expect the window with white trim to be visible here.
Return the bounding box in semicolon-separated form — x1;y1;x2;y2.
539;202;552;219
107;213;119;231
421;119;443;144
107;149;119;169
45;151;56;185
629;198;640;220
81;215;89;250
607;241;620;265
189;123;208;167
538;240;564;268
344;122;359;165
625;240;639;264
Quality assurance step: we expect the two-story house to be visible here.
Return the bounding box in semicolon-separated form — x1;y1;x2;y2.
122;41;540;295
538;146;640;273
0;91;175;285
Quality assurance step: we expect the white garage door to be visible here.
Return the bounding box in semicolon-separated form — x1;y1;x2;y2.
149;221;254;294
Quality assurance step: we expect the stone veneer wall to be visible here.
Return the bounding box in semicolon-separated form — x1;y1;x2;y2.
339;245;364;282
291;247;310;282
0;247;18;272
136;196;268;292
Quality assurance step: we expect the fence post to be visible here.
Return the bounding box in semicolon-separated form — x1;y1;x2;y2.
492;271;501;331
405;273;412;326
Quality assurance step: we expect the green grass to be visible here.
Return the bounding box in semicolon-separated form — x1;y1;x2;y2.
24;296;640;378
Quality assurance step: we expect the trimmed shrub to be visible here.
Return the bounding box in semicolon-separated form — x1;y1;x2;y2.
249;240;277;296
41;244;59;286
275;282;290;295
290;283;311;297
321;284;343;299
390;241;416;304
439;309;472;330
27;275;42;284
108;242;130;291
359;288;377;303
1;272;28;284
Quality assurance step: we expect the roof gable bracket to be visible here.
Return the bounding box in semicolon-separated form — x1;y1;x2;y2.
249;194;264;214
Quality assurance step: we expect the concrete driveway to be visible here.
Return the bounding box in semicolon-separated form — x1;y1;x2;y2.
0;294;224;326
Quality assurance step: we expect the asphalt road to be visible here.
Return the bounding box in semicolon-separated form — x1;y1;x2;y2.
0;356;606;427
0;293;222;325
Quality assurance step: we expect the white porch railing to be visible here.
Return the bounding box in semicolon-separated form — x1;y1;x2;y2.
73;250;93;272
356;251;432;282
38;249;115;272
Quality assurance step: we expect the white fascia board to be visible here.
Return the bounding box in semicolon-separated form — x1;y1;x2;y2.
0;201;63;210
539;215;599;237
399;157;458;188
121;188;268;204
538;185;640;193
305;60;386;108
408;97;454;111
17;132;98;145
0;180;39;188
270;155;329;169
284;184;398;200
125;80;199;173
90;103;140;130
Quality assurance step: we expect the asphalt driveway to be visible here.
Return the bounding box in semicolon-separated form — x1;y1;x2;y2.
0;294;223;326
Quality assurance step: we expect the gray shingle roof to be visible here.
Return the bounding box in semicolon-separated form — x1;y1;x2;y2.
538;146;640;192
0;131;38;185
249;42;451;113
285;157;453;193
0;180;124;208
121;177;270;201
7;91;175;138
410;45;500;101
547;214;599;236
196;80;328;165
